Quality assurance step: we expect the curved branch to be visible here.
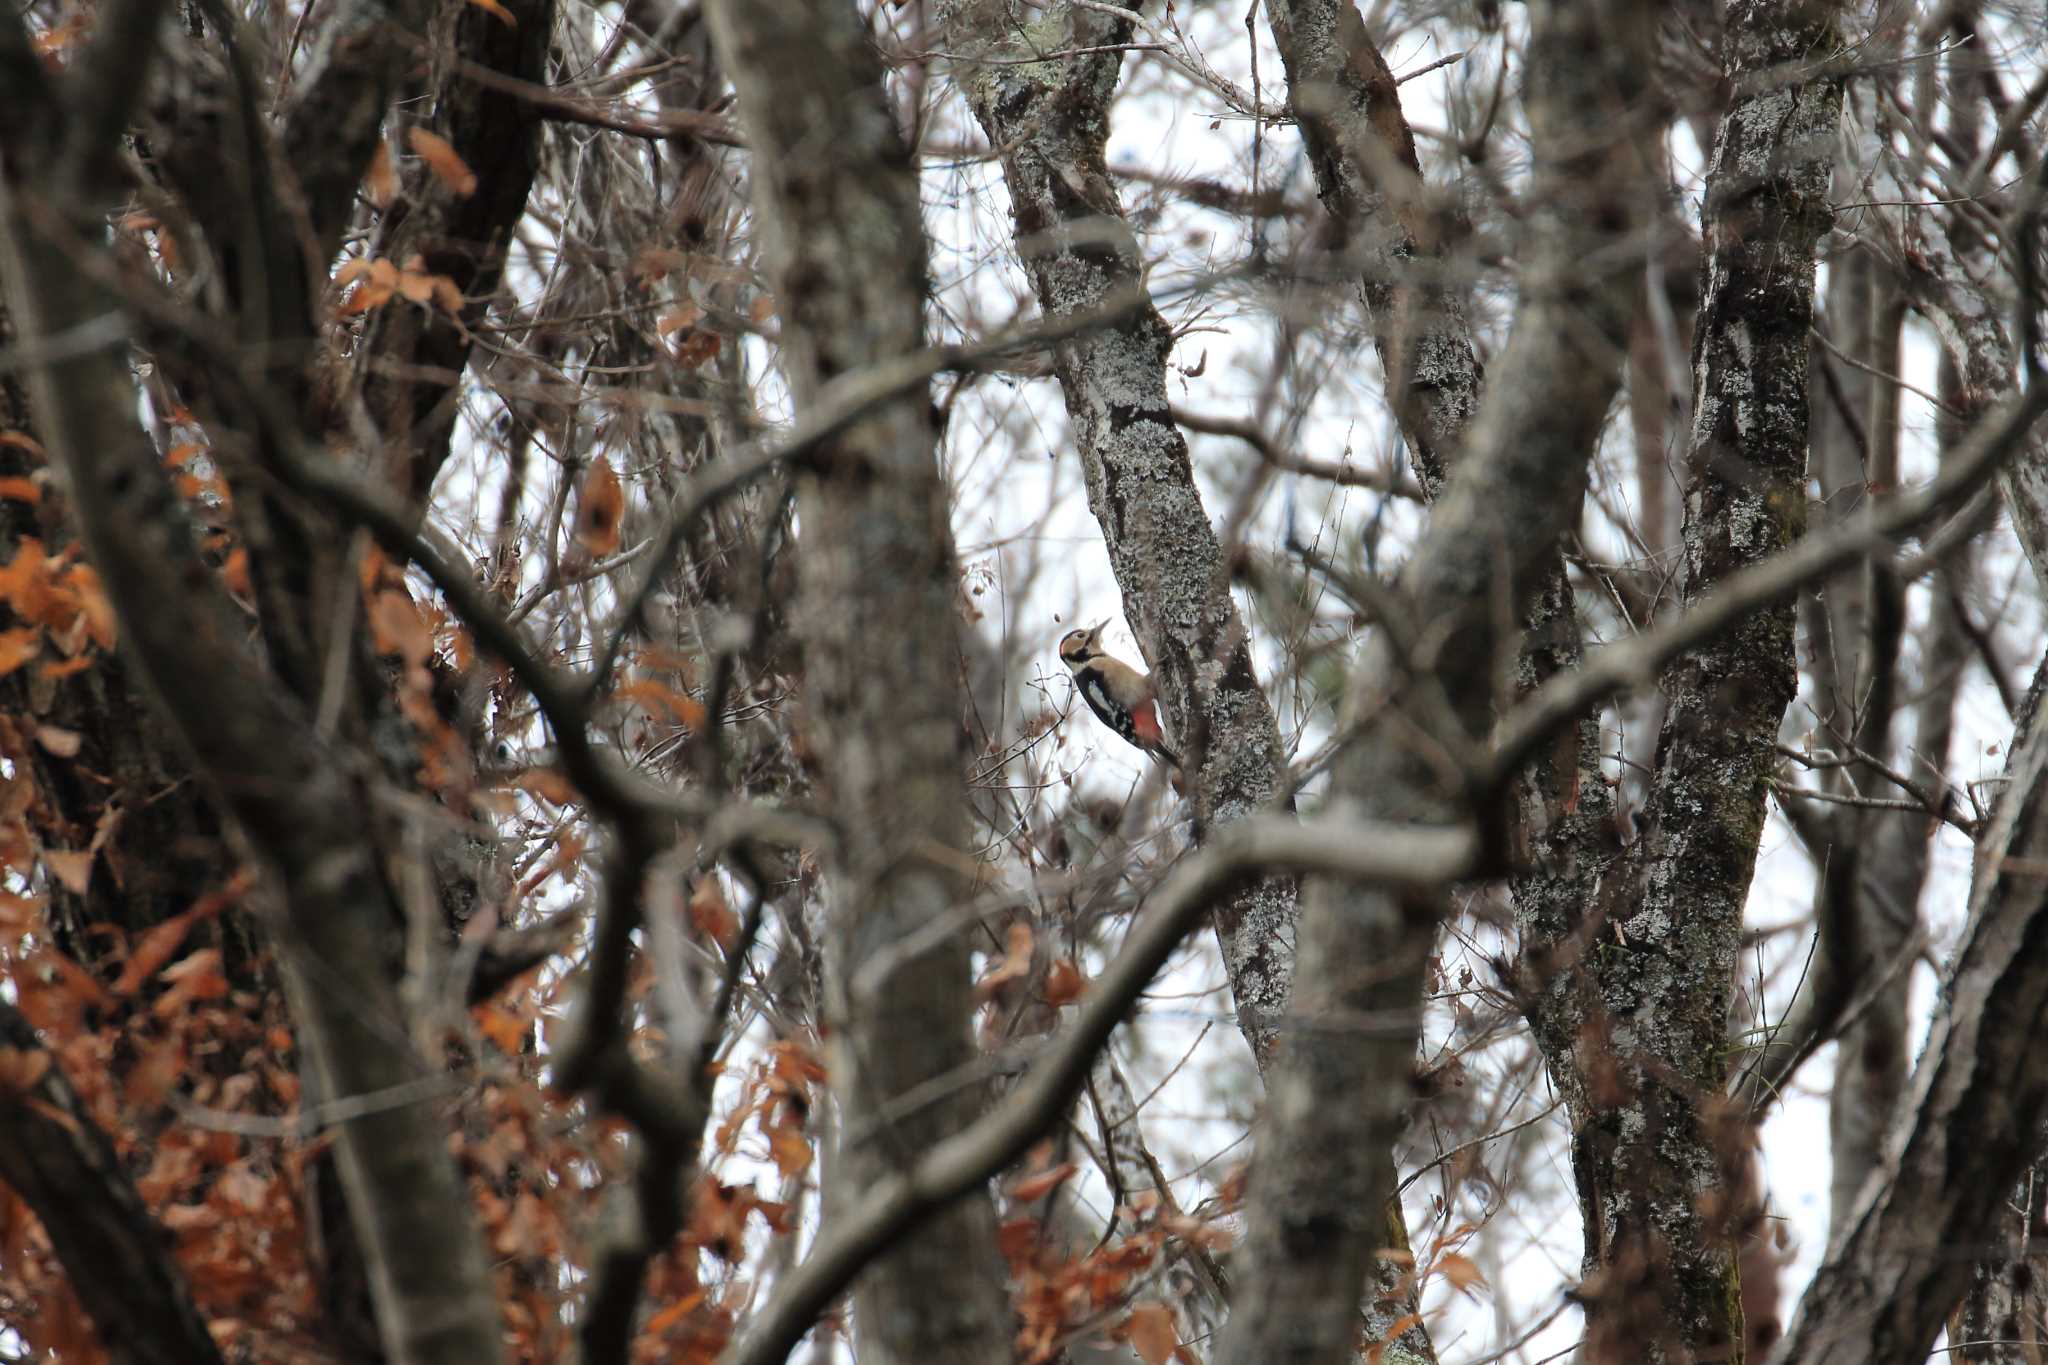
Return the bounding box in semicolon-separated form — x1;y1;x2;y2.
722;815;1478;1365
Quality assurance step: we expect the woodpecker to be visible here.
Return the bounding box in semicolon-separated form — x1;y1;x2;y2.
1058;621;1181;768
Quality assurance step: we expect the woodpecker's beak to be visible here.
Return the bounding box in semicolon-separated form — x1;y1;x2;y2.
1087;619;1109;646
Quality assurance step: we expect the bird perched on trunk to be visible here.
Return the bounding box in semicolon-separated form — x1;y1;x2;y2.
1058;621;1181;769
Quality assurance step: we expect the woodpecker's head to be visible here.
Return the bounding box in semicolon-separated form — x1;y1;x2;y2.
1058;621;1109;672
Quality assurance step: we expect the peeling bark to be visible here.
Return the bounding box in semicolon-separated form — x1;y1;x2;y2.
707;2;1012;1360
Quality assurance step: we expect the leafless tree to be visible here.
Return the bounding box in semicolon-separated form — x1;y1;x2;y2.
1;1;2046;1363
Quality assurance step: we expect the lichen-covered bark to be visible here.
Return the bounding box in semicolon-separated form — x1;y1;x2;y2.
705;3;1012;1361
1949;1143;2048;1365
1217;3;1660;1362
1263;0;1480;497
1565;4;1843;1359
938;0;1297;1070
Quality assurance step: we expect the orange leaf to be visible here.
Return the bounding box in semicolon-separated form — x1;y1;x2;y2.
1124;1304;1178;1365
768;1121;812;1178
0;627;40;677
616;676;707;729
689;876;738;950
1436;1250;1489;1298
221;547;251;598
1009;1160;1077;1203
63;563;115;649
43;848;92;895
408;127;477;197
673;329;721;369
429;275;465;316
514;767;576;807
997;1217;1041;1265
364;140;397;209
975;921;1033;1003
39;654;94;680
111;879;242;998
0;1045;51;1094
474;1003;530;1054
0;476;41;505
644;1289;707;1336
656;304;703;338
112;896;216;997
369;590;433;665
1043;958;1086;1006
573;459;625;558
397;268;438;304
465;0;518;26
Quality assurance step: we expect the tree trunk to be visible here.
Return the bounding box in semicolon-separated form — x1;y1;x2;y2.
708;2;1014;1360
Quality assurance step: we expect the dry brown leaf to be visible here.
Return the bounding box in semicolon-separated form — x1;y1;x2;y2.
34;726;80;757
616;676;708;729
673;329;722;369
1436;1250;1488;1297
1042;958;1086;1006
429;275;465;316
1009;1160;1077;1203
44;848;92;895
768;1121;812;1178
397;268;437;304
364;140;397;209
1124;1304;1178;1365
656;304;704;337
0;1046;51;1095
975;921;1033;1003
631;246;689;287
1366;1311;1425;1365
515;767;576;807
688;876;739;950
574;458;625;558
0;476;42;505
408;127;478;197
0;627;41;677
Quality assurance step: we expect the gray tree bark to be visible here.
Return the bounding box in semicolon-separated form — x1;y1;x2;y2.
939;0;1300;1071
706;2;1013;1361
1777;646;2048;1364
1217;2;1661;1361
1554;4;1843;1359
0;8;506;1364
